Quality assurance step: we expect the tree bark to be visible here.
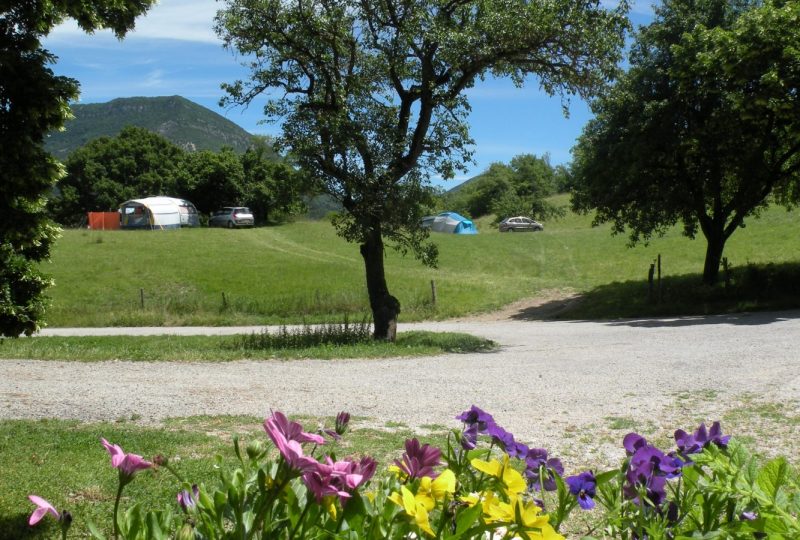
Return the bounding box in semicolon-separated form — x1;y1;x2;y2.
360;226;400;341
702;229;727;286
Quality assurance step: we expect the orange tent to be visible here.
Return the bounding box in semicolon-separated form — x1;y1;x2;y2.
87;212;120;230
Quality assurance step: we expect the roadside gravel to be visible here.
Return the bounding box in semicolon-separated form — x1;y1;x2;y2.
2;310;799;468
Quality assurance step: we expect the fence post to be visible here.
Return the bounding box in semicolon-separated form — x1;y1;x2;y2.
430;279;437;307
140;288;145;309
222;292;228;309
648;263;655;302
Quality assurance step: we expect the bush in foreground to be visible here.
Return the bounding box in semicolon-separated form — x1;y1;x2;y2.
27;407;799;539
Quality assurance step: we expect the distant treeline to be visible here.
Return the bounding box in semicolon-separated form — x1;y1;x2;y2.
437;153;571;222
49;126;310;226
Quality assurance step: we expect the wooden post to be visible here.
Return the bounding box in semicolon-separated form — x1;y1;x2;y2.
140;288;145;309
222;292;228;309
722;257;731;290
430;279;437;307
648;262;655;302
657;254;662;303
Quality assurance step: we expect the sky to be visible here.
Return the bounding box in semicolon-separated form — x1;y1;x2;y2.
45;0;656;188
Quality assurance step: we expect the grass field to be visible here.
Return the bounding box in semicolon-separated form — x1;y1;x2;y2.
0;416;447;539
42;195;800;326
0;331;495;361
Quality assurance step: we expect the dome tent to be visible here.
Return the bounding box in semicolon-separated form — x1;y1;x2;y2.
428;212;478;234
119;196;199;230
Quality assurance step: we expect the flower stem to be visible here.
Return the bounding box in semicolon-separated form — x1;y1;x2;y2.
112;479;125;540
288;498;312;540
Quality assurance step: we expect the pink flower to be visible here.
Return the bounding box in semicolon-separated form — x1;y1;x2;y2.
28;495;59;526
100;438;152;478
265;411;325;445
303;456;377;503
264;412;323;471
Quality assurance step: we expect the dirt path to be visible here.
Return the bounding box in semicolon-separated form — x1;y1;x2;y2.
4;310;800;468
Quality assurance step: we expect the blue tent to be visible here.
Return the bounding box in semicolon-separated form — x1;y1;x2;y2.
427;212;478;234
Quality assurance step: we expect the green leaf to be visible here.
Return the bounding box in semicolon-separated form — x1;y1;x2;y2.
86;520;108;540
757;457;789;502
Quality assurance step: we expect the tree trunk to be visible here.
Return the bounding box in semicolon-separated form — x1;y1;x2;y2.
702;230;727;286
360;227;400;341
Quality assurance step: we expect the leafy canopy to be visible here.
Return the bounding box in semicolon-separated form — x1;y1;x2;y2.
571;0;800;284
217;0;630;263
0;1;155;337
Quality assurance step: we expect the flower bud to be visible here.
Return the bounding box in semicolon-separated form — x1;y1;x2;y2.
177;523;195;540
246;440;263;460
335;411;351;435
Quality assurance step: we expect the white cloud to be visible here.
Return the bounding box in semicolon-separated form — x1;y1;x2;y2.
50;0;220;43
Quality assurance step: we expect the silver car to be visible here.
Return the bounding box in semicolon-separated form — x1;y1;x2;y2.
499;216;544;232
209;207;254;228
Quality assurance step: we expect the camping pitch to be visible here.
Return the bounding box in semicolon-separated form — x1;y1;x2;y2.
119;197;199;230
422;212;478;234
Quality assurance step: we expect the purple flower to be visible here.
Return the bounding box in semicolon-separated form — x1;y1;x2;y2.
460;423;479;450
740;510;758;521
623;433;648;455
624;460;667;507
675;421;731;457
456;405;495;431
335;412;351;435
177;485;199;512
623;444;682;507
525;448;564;491
566;471;596;510
630;446;683;479
28;495;59;526
707;422;731;448
394;438;441;479
486;424;527;457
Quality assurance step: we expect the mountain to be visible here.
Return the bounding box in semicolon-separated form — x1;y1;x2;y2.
45;96;255;159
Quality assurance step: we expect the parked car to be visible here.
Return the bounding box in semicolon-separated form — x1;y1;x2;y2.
498;216;543;232
208;207;254;228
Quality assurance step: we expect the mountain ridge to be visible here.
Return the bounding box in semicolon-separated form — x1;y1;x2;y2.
45;95;254;159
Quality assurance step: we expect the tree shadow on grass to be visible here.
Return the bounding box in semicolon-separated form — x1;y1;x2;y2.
510;261;800;326
0;512;52;539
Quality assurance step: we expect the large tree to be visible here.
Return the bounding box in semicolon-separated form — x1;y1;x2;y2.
571;0;800;285
216;0;629;340
53;126;187;224
1;1;154;337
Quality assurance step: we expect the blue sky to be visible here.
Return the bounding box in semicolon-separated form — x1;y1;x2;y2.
45;0;655;188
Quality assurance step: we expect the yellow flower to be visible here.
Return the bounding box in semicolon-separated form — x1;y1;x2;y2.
417;469;456;510
388;468;456;537
461;491;563;540
388;486;435;536
470;455;526;496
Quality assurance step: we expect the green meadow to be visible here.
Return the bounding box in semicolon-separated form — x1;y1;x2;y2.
43;195;800;327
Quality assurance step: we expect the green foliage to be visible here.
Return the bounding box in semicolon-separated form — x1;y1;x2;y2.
571;0;800;285
50;128;307;223
53;127;188;224
216;0;629;338
0;1;155;337
45;96;256;160
445;154;566;222
178;147;245;214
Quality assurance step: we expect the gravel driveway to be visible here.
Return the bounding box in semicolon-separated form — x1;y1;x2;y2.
2;310;799;468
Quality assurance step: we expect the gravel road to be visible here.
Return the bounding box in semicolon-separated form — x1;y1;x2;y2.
2;310;799;467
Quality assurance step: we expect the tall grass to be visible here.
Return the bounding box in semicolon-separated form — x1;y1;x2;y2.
232;317;372;350
43;198;800;326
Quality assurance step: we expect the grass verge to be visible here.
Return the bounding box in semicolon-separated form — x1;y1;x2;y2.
0;416;448;539
0;331;497;362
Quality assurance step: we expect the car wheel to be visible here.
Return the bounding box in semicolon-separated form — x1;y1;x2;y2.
227;221;234;229
509;227;515;232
